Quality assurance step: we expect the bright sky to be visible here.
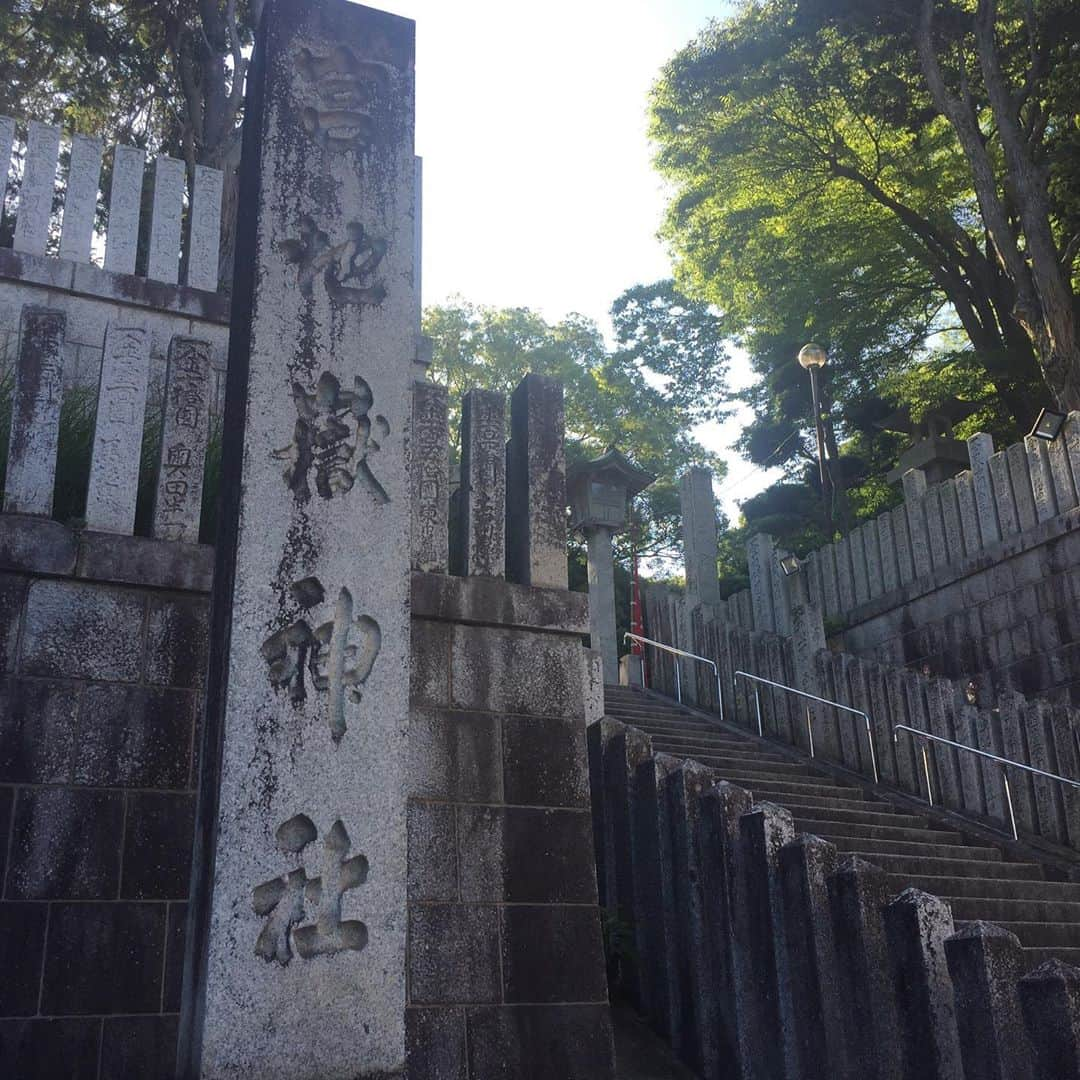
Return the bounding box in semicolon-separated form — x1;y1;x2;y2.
376;0;782;521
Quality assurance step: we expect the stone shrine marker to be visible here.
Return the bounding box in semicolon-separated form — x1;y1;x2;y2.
183;2;416;1077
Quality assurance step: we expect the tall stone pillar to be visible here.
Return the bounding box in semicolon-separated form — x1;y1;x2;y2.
680;466;720;607
182;3;417;1077
586;524;618;683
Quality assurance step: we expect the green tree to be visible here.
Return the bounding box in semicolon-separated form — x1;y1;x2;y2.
423;295;727;565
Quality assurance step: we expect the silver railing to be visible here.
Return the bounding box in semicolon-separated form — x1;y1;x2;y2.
734;671;880;783
623;632;723;720
893;724;1080;840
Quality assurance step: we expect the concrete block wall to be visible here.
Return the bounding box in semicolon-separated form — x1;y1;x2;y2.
0;516;211;1076
643;585;1080;856
590;714;1080;1080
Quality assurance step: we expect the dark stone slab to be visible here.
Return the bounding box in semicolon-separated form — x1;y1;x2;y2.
408;904;500;1005
405;1007;467;1080
502;715;589;807
945;922;1030;1080
0;786;10;884
0;1018;100;1080
410;619;451;708
41;901;165;1014
7;787;124;899
500;905;607;1003
0;678;77;783
163;902;187;1013
121;792;196;899
100;1014;180;1080
408;709;503;803
407;801;458;902
77;532;214;592
21;579;145;681
411;570;589;634
1020;958;1080;1079
0;902;48;1015
450;624;584;718
0;515;77;576
144;593;210;688
74;684;195;788
0;573;26;672
466;1004;616;1080
67;256;230;321
457;806;596;904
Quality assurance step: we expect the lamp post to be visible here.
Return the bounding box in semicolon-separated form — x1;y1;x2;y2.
798;342;831;527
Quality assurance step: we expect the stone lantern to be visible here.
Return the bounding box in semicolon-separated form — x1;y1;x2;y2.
567;447;655;684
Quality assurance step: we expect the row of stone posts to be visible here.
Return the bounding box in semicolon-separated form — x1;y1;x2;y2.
590;715;1080;1080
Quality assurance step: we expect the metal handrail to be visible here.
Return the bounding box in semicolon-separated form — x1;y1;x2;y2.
893;723;1080;840
734;670;880;783
623;632;723;720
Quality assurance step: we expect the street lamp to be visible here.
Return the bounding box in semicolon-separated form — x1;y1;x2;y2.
798;342;832;525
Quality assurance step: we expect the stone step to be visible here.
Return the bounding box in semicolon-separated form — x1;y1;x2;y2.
642;733;784;755
889;875;1077;902
963;920;1080;950
780;802;922;827
1022;946;1080;970
762;791;898;813
869;853;1044;879
699;774;866;801
837;837;1003;860
667;756;821;777
946;895;1080;924
621;718;735;737
793;818;961;844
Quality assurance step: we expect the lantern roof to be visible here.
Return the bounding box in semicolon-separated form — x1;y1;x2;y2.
566;446;655;498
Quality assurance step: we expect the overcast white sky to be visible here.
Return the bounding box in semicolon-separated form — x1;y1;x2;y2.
375;0;781;519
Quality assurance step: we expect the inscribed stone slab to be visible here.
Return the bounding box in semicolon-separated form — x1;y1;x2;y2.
746;533;777;632
187;165;224;291
410;381;449;573
146;156;185;284
989;452;1019;536
13;122;60;256
193;4;417;1077
1006;441;1037;532
967;433;1000;545
59;134;103;264
1026;436;1057;523
85;325;150;535
680;467;720;606
104;145;145;275
458;388;506;577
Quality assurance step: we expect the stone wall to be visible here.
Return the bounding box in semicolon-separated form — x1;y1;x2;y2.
0;516;211;1076
590;714;1080;1080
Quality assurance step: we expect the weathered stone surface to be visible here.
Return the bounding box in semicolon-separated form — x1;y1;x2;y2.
1020;958;1080;1079
4;306;66;515
1008;440;1038;532
13;121;60;256
104;144;146;275
883;888;962;1080
410;619;450;708
406;1008;467;1080
946;922;1030;1080
100;1015;180;1080
145;592;209;688
85;324;150;534
506;374;567;588
7;787;124;899
58;133;103;263
968;432;1001;546
410;569;589;633
456;388;506;577
411;381;449;573
892;504;915;586
0;571;27;672
21;579;145;680
0;678;77;783
152;335;212;542
500;905;607;1003
583;645;604;722
450;624;584;717
990;451;1020;537
587;525;619;682
0;1018;102;1078
0;116;14;195
1027;436;1058;523
187;164;224;291
0;903;48;1017
406;801;458;902
779;834;846;1080
747;533;777;632
680;466;720;606
146;155;185;284
502;714;589;807
954;471;981;557
408;904;500;1004
120;791;195;899
77;531;215;592
408;709;502;804
192;4;418;1076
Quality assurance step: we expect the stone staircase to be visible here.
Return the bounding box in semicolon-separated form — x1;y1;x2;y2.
604;683;1080;969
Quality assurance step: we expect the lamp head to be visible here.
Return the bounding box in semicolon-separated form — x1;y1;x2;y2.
797;342;828;370
779;553;802;577
1029;407;1067;441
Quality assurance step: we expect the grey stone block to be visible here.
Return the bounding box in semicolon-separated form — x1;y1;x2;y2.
411;619;451;708
405;1007;467;1080
99;1015;180;1080
0;903;48;1016
450;624;584;717
0;679;77;783
145;593;209;688
408;709;503;803
457;805;596;904
408;904;500;1005
0;515;77;575
21;580;145;681
883;889;962;1080
8;787;124;899
407;801;458;902
465;1004;616;1080
1020;959;1080;1080
0;572;26;672
499;905;607;1003
120;791;195;900
945;922;1030;1080
0;1018;101;1079
76;532;214;592
502;714;589;807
